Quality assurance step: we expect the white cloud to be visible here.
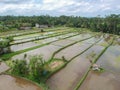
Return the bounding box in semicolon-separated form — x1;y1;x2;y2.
41;0;76;10
0;0;119;16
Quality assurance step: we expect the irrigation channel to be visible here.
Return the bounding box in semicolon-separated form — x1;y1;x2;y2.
0;27;120;90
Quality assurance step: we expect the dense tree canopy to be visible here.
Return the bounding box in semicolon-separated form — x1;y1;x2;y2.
0;14;120;35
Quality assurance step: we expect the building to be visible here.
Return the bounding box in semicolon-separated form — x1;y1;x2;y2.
35;23;48;28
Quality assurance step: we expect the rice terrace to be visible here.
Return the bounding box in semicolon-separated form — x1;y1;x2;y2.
0;0;120;90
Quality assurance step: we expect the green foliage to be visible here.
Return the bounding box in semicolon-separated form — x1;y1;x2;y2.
28;55;46;82
0;14;120;35
10;55;48;83
0;39;9;48
11;60;28;76
5;36;14;42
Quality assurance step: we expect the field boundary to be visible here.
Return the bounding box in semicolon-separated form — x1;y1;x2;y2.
73;37;114;90
0;32;80;60
50;35;96;60
10;30;72;45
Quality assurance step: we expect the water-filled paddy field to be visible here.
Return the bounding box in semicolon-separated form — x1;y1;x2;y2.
0;27;120;90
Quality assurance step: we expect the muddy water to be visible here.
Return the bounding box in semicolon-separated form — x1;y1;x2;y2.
13;31;54;40
54;35;103;60
97;45;120;74
51;39;75;47
67;33;92;41
51;33;93;47
35;33;77;44
82;37;100;44
10;32;78;51
79;71;120;90
13;36;46;44
46;53;91;90
13;29;69;41
10;42;40;51
46;45;104;90
97;34;113;47
11;37;58;52
0;75;42;90
54;43;92;60
79;44;120;90
12;45;61;61
55;33;77;39
0;62;10;73
12;30;75;43
0;30;41;37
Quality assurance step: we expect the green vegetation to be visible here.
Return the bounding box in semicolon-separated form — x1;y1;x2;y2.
0;39;9;48
6;55;66;89
0;26;119;90
70;39;101;62
73;37;114;90
0;38;11;55
7;55;49;88
0;31;79;60
10;29;74;45
50;35;95;60
0;14;120;35
0;36;13;48
0;43;49;60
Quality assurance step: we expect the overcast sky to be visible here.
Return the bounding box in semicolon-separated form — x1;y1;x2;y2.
0;0;120;17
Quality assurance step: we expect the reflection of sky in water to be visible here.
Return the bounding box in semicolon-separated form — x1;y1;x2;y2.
10;33;77;51
0;75;41;90
97;46;120;74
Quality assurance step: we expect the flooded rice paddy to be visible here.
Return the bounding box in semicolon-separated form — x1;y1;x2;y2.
0;62;10;73
12;45;61;61
0;75;42;90
46;43;105;90
0;28;120;90
10;32;77;51
79;71;120;90
97;45;120;74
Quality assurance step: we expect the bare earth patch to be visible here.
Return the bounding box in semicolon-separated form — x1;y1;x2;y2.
49;61;64;70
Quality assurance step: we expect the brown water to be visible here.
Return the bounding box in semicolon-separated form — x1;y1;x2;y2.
79;43;120;90
51;39;75;47
13;30;66;40
97;34;113;47
97;45;120;74
13;36;46;44
55;43;92;60
79;71;120;90
67;33;92;41
0;75;42;90
10;32;78;51
46;45;104;90
12;45;61;61
51;33;93;47
10;42;40;51
13;29;69;42
0;62;10;73
82;37;100;44
46;54;91;90
14;33;45;40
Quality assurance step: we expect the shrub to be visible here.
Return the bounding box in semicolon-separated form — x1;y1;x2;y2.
10;55;47;83
11;60;28;77
0;39;9;48
6;36;14;42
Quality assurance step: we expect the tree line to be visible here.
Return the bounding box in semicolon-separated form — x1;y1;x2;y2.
0;14;120;35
